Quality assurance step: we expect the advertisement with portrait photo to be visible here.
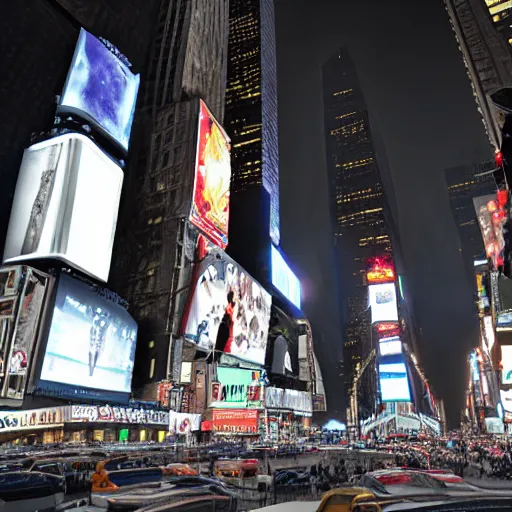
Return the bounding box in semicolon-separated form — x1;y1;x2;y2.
183;250;271;365
190;100;231;249
40;273;137;394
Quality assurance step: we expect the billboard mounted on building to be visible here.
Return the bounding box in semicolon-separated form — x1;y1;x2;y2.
3;134;123;283
182;248;271;365
270;245;301;310
36;272;137;403
369;283;398;324
189;100;231;249
378;358;411;403
58;28;140;151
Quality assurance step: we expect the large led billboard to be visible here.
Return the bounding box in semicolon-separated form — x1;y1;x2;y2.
369;283;398;324
59;28;140;151
379;337;402;357
38;273;137;401
183;250;271;365
190;100;231;249
271;245;301;309
3;134;123;283
379;362;411;402
502;345;512;385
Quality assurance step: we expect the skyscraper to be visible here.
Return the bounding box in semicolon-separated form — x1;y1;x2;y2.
224;0;280;249
483;0;512;45
444;0;512;149
445;161;497;280
323;48;396;410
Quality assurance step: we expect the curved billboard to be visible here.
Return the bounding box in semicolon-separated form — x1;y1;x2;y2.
183;250;271;365
59;28;140;151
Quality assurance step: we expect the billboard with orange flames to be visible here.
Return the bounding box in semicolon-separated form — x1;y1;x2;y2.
190;100;231;249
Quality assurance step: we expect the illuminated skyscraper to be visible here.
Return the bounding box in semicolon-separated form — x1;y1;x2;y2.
484;0;512;44
445;161;497;281
444;0;512;149
323;48;395;412
224;0;280;248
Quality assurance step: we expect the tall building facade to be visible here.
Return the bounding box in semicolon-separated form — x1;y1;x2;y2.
484;0;512;44
110;0;230;389
445;161;497;280
323;48;396;412
444;0;512;149
224;0;280;249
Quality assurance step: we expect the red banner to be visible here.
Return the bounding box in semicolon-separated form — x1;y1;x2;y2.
212;409;259;434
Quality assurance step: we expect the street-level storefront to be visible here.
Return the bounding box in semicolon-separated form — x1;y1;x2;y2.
0;405;169;445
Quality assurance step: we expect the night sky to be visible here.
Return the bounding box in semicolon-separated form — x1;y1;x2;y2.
275;0;493;427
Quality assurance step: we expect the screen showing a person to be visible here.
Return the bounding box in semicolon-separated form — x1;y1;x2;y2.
39;273;137;394
59;28;140;151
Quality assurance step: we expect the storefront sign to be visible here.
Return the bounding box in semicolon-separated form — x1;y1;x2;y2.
201;420;213;432
210;367;263;409
157;382;172;408
213;409;259;434
70;405;169;426
0;407;65;432
169;412;201;433
266;387;284;409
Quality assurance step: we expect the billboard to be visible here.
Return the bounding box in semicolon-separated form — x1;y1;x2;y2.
3;134;123;283
369;283;398;324
59;28;140;151
70;405;168;426
210;367;263;409
378;361;411;402
183;251;271;365
212;409;259;434
271;245;301;309
0;266;50;401
190;100;231;249
38;273;137;400
376;322;401;339
379;337;402;357
366;257;395;284
502;345;512;385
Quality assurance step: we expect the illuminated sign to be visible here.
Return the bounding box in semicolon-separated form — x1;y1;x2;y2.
59;28;140;151
190;100;231;249
379;337;402;357
376;322;401;338
502;346;512;385
483;316;495;353
271;245;301;309
210;367;263;409
470;352;480;382
183;249;272;365
501;389;512;413
378;361;411;402
497;311;512;331
369;283;398;324
3;134;124;283
212;409;259;434
0;407;65;432
70;405;168;425
39;273;137;400
366;257;396;284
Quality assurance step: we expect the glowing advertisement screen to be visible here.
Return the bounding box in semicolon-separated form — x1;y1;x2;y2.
190;100;231;249
183;251;271;365
379;337;402;357
379;362;411;402
3;134;123;283
369;283;398;324
39;273;137;400
59;28;140;151
502;345;512;385
271;245;301;309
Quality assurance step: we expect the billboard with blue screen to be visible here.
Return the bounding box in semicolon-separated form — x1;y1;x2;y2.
378;361;411;402
271;245;301;309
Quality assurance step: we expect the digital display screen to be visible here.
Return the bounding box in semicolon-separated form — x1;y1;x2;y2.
271;245;301;309
3;134;123;283
369;283;398;324
39;273;137;398
190;100;231;249
502;346;512;385
379;362;411;402
59;28;140;151
379;337;402;357
183;250;272;365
